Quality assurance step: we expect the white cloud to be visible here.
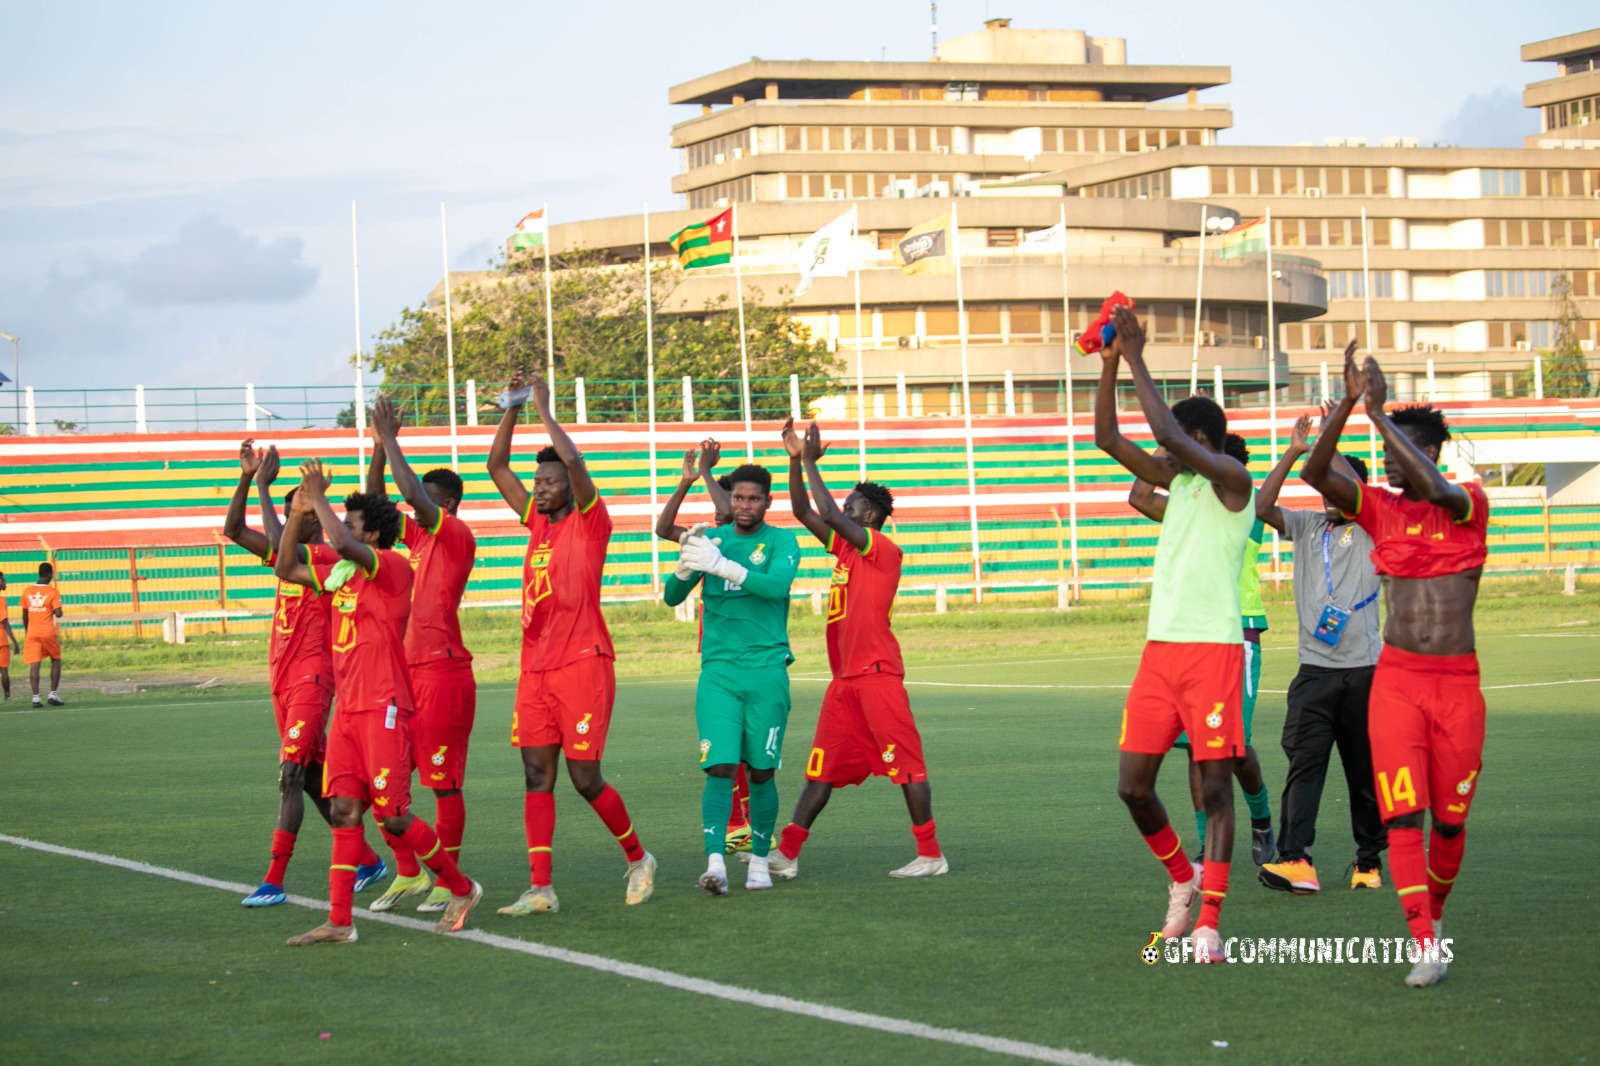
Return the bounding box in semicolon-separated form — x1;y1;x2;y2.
121;215;318;305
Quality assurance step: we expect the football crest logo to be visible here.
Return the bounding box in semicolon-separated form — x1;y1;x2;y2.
1339;526;1355;547
699;739;711;763
749;544;767;566
1140;932;1162;965
881;744;896;764
431;746;447;767
576;713;593;735
1456;770;1477;796
1205;704;1224;730
373;768;390;790
287;720;305;740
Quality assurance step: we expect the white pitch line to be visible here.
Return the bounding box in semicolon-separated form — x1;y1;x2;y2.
791;677;1127;691
1483;677;1600;690
0;833;1133;1066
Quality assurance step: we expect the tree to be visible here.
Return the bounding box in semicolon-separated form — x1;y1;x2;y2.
1541;272;1595;399
367;250;840;424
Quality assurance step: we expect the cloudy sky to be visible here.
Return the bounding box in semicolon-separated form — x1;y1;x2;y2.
1;0;1587;399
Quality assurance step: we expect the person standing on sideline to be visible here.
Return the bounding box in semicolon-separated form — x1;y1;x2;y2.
22;563;64;707
0;573;21;701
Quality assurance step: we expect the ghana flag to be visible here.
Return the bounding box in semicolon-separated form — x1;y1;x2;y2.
1217;216;1267;260
668;208;734;269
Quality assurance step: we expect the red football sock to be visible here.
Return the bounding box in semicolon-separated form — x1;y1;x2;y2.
357;840;381;867
264;828;296;886
1197;860;1230;930
728;765;750;832
434;792;466;859
525;791;555;887
1388;827;1436;947
400;818;470;896
778;823;809;860
587;784;644;862
380;827;422;878
1427;827;1467;921
1142;824;1193;883
329;826;364;926
911;819;942;858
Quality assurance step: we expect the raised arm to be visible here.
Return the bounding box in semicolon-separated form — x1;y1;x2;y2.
1302;344;1366;515
801;421;868;550
697;438;732;524
1092;322;1173;487
530;372;595;511
255;446;288;552
487;371;531;520
370;395;440;532
782;419;832;544
273;462;326;588
656;448;701;542
1128;478;1168;523
1364;356;1471;520
1115;306;1251;509
365;427;387;497
222;439;272;560
301;458;377;575
1256;413;1311;533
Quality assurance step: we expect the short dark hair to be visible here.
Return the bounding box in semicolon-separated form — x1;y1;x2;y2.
725;464;772;495
343;492;402;550
716;474;733;491
283;487;298;509
853;481;895;519
422;467;464;503
1223;433;1250;466
1171;396;1226;451
38;562;53;581
1389;405;1451;450
535;446;562;465
1345;455;1369;483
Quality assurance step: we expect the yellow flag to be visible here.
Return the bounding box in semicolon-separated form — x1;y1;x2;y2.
893;210;955;276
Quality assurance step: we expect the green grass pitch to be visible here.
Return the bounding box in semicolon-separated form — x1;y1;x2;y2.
1;591;1594;1065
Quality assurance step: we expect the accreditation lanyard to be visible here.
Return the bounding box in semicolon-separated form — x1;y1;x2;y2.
1323;527;1379;613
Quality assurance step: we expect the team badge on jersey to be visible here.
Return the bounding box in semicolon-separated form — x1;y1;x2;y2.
1456;770;1477;796
373;767;390;790
1339;526;1355;547
287;719;305;740
881;744;896;764
576;713;593;735
699;739;711;763
749;544;766;565
431;746;447;767
1205;705;1223;730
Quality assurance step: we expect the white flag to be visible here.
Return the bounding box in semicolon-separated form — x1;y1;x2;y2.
794;208;857;296
1022;220;1065;251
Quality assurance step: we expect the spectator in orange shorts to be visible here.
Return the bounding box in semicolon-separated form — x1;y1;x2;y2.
22;562;63;707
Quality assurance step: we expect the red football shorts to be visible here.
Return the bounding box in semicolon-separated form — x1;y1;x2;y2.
1120;641;1245;762
410;658;477;791
1368;644;1485;826
511;656;615;761
322;707;414;816
805;672;929;787
272;679;331;766
23;634;60;665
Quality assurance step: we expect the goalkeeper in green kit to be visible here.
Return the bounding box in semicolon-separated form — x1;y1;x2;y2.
663;461;801;895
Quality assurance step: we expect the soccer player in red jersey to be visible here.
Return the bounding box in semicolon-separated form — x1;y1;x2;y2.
487;372;655;915
222;441;385;907
768;419;946;879
1302;347;1488;987
364;396;480;914
274;459;482;945
1095;306;1256;962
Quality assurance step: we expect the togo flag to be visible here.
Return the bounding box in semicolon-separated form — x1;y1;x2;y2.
1022;220;1066;252
511;209;547;251
1217;216;1267;260
669;208;734;269
794;208;856;296
893;210;955;276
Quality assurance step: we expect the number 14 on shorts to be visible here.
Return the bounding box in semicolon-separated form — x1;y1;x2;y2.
1377;766;1416;815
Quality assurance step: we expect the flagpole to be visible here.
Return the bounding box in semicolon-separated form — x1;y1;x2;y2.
644;203;661;594
1058;201;1079;598
852;206;866;481
543;200;556;405
352;199;366;467
732;202;754;460
1190;202;1207;395
952;201;983;604
1265;205;1280;576
440;201;459;468
1361;206;1378;474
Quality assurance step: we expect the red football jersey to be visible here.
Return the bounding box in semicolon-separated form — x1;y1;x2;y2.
400;510;476;667
1350;480;1489;579
520;494;615;672
263;544;336;691
825;527;905;679
311;549;416;715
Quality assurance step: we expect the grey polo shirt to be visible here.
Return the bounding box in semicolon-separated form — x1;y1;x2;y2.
1283;508;1382;669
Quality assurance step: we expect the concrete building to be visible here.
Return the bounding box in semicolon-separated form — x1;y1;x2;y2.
1524;28;1600;148
487;21;1599;413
